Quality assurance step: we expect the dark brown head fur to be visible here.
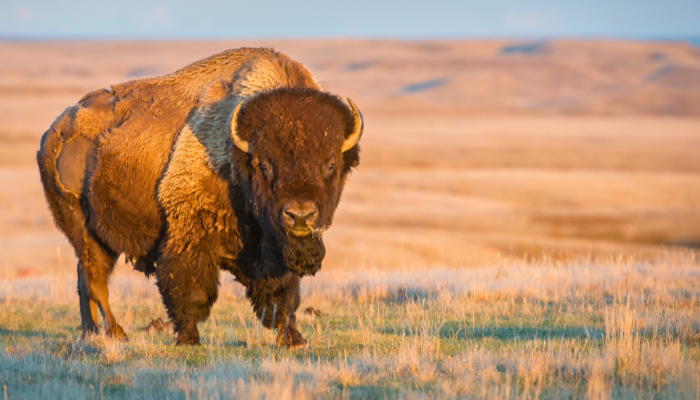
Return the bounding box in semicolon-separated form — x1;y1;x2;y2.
231;87;360;278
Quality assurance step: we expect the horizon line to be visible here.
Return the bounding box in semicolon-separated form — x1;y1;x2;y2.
1;34;699;44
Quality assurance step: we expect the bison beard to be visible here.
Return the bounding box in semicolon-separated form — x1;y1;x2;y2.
237;232;325;280
282;236;326;277
35;48;362;349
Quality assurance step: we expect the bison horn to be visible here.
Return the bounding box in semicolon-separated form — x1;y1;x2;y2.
342;98;363;152
229;101;251;154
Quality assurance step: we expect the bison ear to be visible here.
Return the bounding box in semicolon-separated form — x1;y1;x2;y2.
342;98;363;152
229;101;252;154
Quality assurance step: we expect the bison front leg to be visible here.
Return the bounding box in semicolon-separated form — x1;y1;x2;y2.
246;272;307;349
156;249;220;345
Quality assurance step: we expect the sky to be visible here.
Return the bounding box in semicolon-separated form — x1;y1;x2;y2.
1;0;699;40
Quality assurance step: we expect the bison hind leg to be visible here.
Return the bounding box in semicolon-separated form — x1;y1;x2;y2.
78;234;127;341
77;262;100;335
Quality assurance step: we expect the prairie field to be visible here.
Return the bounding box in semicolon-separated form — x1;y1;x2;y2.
1;39;700;399
2;252;700;399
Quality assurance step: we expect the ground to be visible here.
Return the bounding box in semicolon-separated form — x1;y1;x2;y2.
1;39;699;399
2;254;700;398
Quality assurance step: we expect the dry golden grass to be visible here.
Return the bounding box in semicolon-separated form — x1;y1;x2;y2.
2;249;700;399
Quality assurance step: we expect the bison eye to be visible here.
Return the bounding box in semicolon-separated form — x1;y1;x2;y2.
259;162;273;180
325;156;337;179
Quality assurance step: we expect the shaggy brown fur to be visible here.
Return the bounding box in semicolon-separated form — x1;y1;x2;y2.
37;48;361;347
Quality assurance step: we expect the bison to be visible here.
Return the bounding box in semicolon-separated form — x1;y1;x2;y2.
37;48;363;347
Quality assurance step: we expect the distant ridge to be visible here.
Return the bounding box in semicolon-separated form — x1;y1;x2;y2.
1;39;699;116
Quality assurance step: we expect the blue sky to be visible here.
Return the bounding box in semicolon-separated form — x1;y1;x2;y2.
1;0;698;39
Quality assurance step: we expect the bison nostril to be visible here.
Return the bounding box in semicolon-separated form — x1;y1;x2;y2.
283;201;319;229
297;211;317;226
285;210;314;225
305;210;318;225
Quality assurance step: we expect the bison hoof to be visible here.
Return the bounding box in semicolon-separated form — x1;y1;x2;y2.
276;326;307;349
175;322;201;346
80;322;99;338
107;324;128;341
176;335;201;346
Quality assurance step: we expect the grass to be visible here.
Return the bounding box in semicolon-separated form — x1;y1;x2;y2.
1;250;700;399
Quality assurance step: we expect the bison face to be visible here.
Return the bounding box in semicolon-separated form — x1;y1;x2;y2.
230;88;362;278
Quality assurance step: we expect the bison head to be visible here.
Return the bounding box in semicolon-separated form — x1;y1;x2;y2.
229;88;362;278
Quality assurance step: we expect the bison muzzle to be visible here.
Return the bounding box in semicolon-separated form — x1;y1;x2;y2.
36;48;363;348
